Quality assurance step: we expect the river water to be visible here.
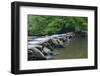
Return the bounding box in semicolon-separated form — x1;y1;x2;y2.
28;35;88;60
51;36;88;60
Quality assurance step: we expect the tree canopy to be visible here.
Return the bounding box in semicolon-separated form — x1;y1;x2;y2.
28;15;87;36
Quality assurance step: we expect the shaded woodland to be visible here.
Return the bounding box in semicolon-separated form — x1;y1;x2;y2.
28;15;87;36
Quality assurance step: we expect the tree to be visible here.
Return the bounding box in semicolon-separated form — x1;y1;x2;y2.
28;15;88;36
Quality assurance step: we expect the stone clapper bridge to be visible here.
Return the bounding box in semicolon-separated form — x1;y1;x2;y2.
28;32;75;60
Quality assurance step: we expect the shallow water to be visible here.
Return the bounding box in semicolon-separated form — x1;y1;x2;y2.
51;36;88;60
28;35;88;60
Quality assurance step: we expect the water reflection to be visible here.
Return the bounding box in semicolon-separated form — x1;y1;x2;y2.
28;33;88;60
51;36;88;60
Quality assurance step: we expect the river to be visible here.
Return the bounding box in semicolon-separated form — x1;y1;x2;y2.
28;34;88;60
51;36;88;60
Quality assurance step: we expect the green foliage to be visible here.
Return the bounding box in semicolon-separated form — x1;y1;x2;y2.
28;15;87;36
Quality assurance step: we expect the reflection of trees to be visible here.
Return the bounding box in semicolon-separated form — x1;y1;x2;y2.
28;15;88;36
